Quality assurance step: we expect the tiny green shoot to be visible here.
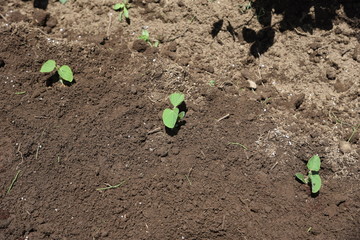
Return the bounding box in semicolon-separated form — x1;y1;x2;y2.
295;155;322;194
40;60;74;83
96;181;126;191
59;0;68;4
113;1;130;21
6;170;21;194
138;29;159;47
15;91;26;95
208;80;216;87
162;93;185;129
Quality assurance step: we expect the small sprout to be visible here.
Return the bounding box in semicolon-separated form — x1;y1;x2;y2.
40;60;74;83
295;155;322;194
208;80;216;87
113;1;130;21
162;93;185;129
15;91;26;95
138;30;159;47
59;0;68;3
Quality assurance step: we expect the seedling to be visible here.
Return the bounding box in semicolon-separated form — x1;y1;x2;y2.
295;155;322;194
59;0;68;3
40;60;73;83
138;30;159;47
162;93;185;129
113;1;130;21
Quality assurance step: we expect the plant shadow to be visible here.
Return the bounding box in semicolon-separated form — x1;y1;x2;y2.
46;73;76;87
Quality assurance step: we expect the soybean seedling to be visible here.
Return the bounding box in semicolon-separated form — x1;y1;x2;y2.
295;155;322;194
113;1;130;21
40;60;73;84
162;93;185;129
138;30;159;47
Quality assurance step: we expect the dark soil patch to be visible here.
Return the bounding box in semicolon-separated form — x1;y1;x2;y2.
1;0;359;239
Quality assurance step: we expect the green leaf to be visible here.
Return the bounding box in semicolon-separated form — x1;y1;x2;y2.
162;108;179;129
295;173;307;184
59;0;68;4
142;30;149;39
307;155;321;172
119;12;124;21
178;111;185;120
123;7;129;18
309;174;321;193
113;3;124;10
153;40;159;47
40;60;56;73
169;93;185;107
58;65;73;82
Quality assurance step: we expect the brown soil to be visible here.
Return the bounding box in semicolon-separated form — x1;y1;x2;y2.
1;0;359;239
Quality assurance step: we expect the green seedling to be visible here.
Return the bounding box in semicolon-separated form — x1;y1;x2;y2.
162;93;185;129
15;91;26;95
40;60;73;83
138;30;159;47
59;0;68;4
113;1;130;21
295;155;322;194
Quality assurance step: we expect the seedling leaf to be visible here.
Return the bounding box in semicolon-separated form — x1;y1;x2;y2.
295;173;307;184
169;93;185;107
178;111;185;119
162;108;179;129
113;3;124;10
123;7;129;18
59;0;68;4
40;60;56;73
309;174;321;193
307;155;321;172
58;65;73;82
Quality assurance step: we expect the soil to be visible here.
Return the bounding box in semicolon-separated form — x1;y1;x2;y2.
0;0;359;239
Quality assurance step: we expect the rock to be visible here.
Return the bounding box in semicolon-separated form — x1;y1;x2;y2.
333;80;350;93
326;68;336;80
33;9;49;26
309;42;322;50
339;141;352;153
323;204;337;217
353;44;360;62
247;80;257;90
0;58;4;68
155;146;168;157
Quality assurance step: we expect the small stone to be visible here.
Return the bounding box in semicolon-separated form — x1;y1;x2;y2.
171;147;180;155
333;80;350;93
323;204;337;217
339;141;352;153
326;68;336;80
247;80;257;90
155;146;168;157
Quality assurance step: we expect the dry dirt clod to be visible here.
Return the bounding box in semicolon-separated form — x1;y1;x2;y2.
326;68;336;80
290;93;305;110
339;141;352;154
353;44;360;62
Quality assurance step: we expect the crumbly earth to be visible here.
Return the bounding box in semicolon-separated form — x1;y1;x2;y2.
0;0;359;239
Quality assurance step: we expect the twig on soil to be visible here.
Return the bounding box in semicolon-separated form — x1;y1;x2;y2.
216;113;230;122
147;127;161;135
6;170;21;194
16;143;24;170
270;161;278;171
96;181;126;191
35;144;41;160
106;12;113;38
0;13;8;22
185;167;193;186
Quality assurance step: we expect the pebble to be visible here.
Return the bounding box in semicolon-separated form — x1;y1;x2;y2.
247;80;257;90
339;141;352;153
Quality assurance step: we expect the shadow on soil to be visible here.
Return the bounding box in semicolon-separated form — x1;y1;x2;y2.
233;0;360;57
